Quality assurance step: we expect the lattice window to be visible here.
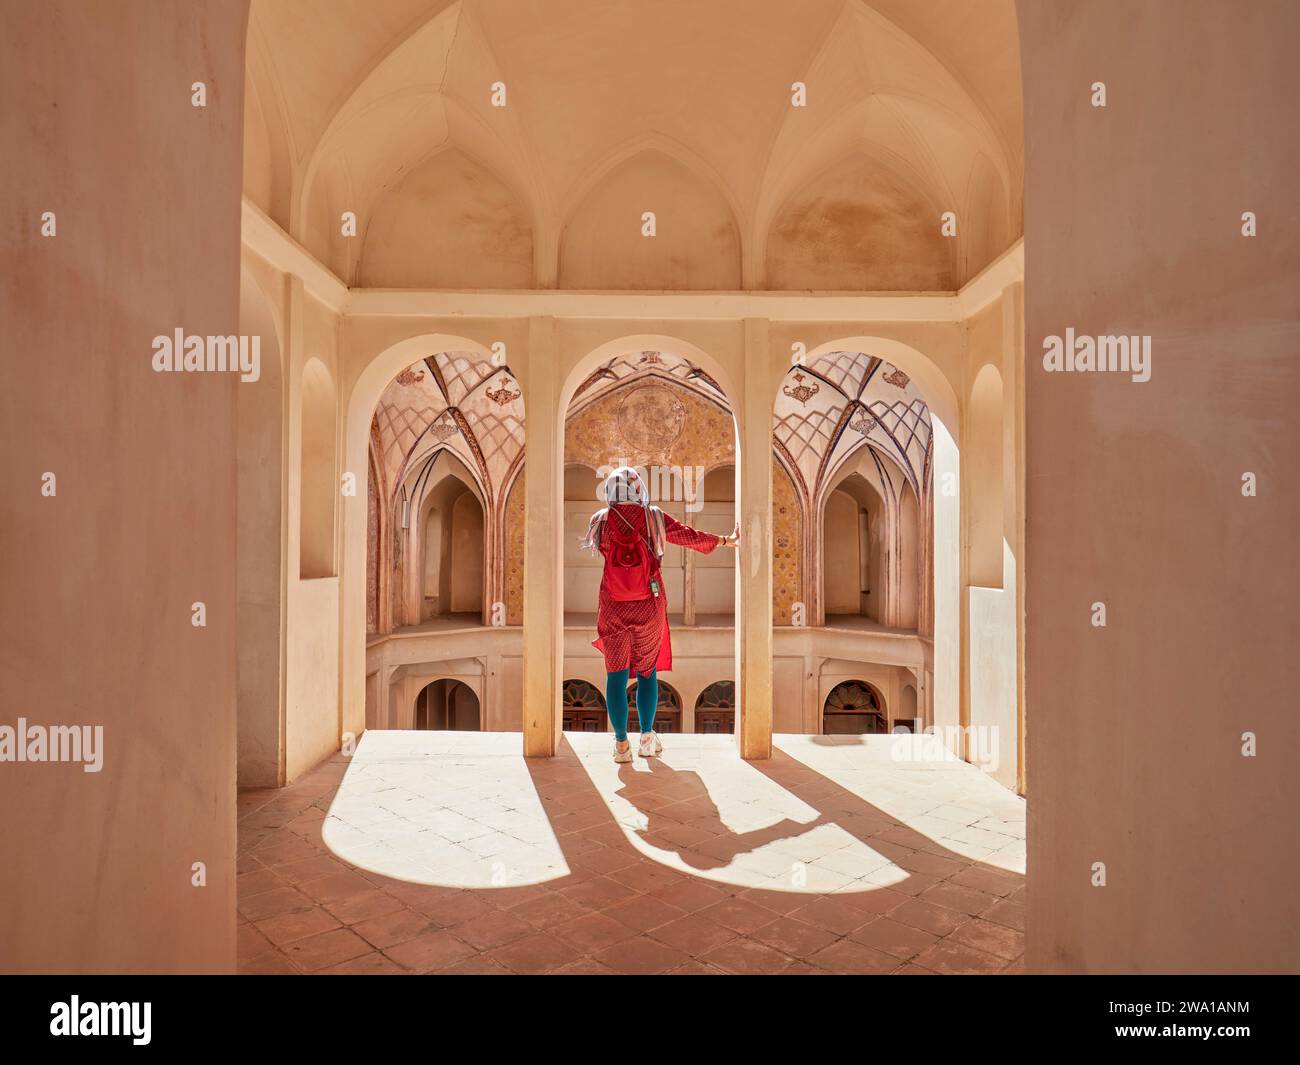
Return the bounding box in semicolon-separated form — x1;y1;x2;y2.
823;680;887;735
695;681;734;709
562;679;605;709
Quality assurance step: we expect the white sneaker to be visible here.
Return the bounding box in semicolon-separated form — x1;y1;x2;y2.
613;740;632;763
638;732;663;758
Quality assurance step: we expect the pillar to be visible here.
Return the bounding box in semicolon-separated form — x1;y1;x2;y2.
521;317;561;756
737;319;774;758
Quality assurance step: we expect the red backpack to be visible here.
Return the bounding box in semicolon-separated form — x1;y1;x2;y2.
602;505;662;601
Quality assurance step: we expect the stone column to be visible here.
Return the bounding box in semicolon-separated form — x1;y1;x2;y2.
520;317;561;756
737;319;774;759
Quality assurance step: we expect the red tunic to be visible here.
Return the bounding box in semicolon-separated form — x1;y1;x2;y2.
592;503;722;674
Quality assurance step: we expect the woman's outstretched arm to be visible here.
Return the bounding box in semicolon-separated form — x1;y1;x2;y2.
662;512;740;553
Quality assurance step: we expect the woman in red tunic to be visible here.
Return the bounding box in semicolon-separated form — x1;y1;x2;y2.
580;466;739;762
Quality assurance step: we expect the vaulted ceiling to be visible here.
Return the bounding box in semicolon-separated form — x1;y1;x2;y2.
246;0;1022;291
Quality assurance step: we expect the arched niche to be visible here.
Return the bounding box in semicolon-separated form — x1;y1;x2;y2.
559;150;741;290
415;678;481;731
968;363;1004;589
299;356;337;579
401;450;485;625
237;267;285;787
360;149;534;289
765;154;954;291
823;471;884;620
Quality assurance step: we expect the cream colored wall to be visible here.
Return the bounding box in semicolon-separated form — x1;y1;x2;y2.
1020;0;1299;972
237;263;287;787
963;294;1021;788
283;286;343;779
2;0;249;974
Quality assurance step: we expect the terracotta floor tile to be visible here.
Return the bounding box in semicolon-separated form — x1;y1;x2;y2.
237;922;275;960
785;896;874;936
749;916;840;959
236;867;282;898
385;930;478;973
488;933;581;975
433;954;514;975
509;890;592;929
255;906;342;946
450;908;536;950
665;960;727;975
549;957;622;975
282;928;372;972
981;898;1026;932
736;887;811;916
649;913;739;956
835;885;910;914
324;889;409;925
416;891;496;926
888;898;971;937
807;938;900;975
559;875;639;910
594;935;690;975
297;869;378;905
352;907;437;949
236;885;315;922
238;951;300;975
272;854;346;885
699;895;782;935
949;865;1023;898
945;917;1026;960
648;877;732;912
551;911;638;953
603;894;685;933
701;938;794;975
317;951;406;975
912;938;1007;975
848;916;939;959
919;881;1000;916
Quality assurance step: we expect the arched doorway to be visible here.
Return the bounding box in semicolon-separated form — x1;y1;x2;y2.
823;680;888;735
561;679;607;732
415;679;481;730
560;342;740;743
694;681;735;734
626;678;683;734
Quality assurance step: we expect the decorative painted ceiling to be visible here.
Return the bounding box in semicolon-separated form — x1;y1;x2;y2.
371;351;524;505
569;350;727;414
773;351;931;502
372;347;929;512
245;0;1022;290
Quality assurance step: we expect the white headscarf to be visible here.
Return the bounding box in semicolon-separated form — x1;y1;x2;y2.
579;466;665;557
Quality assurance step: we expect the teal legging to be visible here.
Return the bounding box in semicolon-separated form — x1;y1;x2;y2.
606;668;658;742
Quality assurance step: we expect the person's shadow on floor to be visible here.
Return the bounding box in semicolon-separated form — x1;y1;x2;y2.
614;759;831;872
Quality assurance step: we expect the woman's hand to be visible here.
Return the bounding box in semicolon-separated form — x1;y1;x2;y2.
721;523;741;548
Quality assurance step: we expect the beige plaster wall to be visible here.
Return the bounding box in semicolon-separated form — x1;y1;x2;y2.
0;0;248;972
1020;0;1300;972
